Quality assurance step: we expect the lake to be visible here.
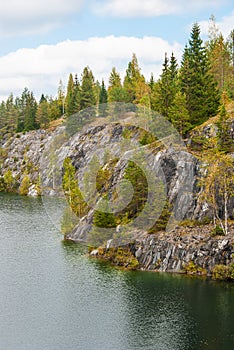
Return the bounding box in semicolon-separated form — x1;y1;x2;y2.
0;193;233;350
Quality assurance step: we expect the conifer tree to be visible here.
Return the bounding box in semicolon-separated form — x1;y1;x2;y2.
65;73;75;117
168;91;191;136
157;52;179;121
80;67;96;110
180;23;220;127
99;80;108;117
123;53;146;103
36;99;50;128
108;67;127;102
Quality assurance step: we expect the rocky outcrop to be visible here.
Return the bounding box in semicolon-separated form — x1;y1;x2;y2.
134;225;234;277
0;129;50;195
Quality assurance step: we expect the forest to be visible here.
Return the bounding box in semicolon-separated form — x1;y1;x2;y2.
0;21;233;144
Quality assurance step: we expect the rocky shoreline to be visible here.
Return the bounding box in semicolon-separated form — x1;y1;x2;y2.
89;224;234;281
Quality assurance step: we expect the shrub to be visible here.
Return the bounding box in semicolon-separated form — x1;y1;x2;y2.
211;225;224;236
19;175;30;195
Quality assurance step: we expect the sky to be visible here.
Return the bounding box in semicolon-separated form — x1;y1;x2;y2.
0;0;233;101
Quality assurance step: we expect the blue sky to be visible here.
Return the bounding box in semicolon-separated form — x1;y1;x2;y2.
0;0;233;100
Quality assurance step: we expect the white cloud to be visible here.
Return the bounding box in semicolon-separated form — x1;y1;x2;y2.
199;11;234;39
0;0;83;36
93;0;225;17
0;36;182;100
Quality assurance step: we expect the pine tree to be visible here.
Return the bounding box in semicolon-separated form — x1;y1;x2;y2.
99;80;108;117
62;158;88;218
157;52;179;121
88;198;116;247
17;88;37;131
80;67;96;110
168;92;191;136
108;67;127;103
65;73;75;117
36;99;50;128
180;23;220;127
123;53;145;103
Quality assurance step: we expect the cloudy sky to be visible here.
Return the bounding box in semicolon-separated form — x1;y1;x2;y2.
0;0;233;100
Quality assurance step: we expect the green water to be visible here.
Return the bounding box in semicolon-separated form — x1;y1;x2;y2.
0;193;233;350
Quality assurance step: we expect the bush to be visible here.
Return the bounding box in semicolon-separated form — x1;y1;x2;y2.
211;225;224;236
212;264;230;280
19;175;30;195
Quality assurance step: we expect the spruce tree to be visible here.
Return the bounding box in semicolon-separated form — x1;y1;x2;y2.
157;52;178;121
65;73;75;117
168;92;191;136
108;67;127;103
123;53;145;103
99;80;108;117
80;67;96;110
180;23;220;127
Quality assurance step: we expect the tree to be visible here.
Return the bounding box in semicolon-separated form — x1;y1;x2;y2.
88;198;116;246
57;79;65;115
200;146;234;235
123;53;146;103
216;103;233;153
207;17;233;95
16;88;38;132
62;158;88;218
19;175;30;195
36;99;50;128
99;80;108;117
65;73;75;117
168;91;191;136
157;52;178;120
80;67;96;110
180;23;220;127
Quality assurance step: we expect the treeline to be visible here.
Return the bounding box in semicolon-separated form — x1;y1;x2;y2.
0;21;233;140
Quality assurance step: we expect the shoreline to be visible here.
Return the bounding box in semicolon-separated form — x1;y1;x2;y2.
89;224;234;281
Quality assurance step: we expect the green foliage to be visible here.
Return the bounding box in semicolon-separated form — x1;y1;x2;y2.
123;53;148;104
168;91;191;135
212;264;234;280
216;104;234;153
207;17;233;97
184;261;207;276
93;199;116;229
190;134;209;151
116;160;148;221
62;157;88;217
98;80;108;117
3;170;17;192
211;225;225;236
157;52;179;121
180;23;220;127
93;246;139;270
19;174;30;195
139;130;157;145
80;67;96;109
88;199;116;247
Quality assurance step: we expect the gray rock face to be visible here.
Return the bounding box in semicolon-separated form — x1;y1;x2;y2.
135;226;234;275
0;129;49;187
66;129;199;242
0;121;233;244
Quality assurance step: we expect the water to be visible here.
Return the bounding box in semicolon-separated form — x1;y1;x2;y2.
0;193;234;350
